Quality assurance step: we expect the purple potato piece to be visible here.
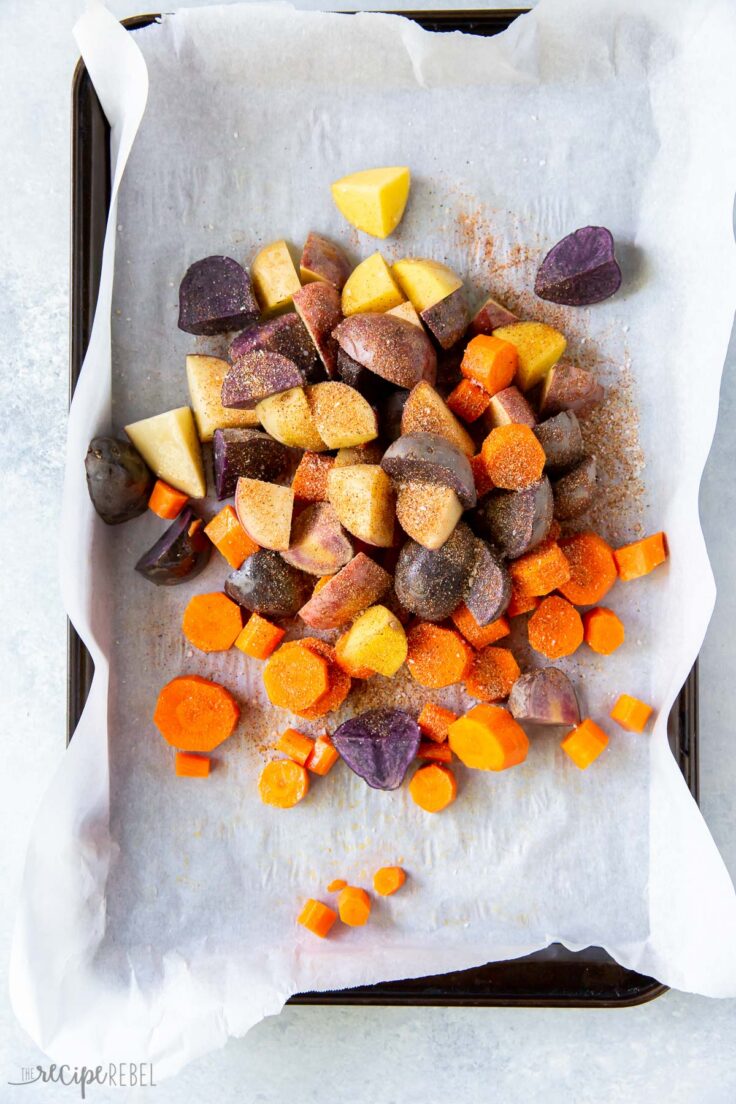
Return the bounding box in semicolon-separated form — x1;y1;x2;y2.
332;313;437;390
378;389;411;442
332;708;421;790
538;363;605;417
464;539;511;626
281;502;354;576
394;523;477;622
435;344;464;391
85;436;152;525
469;295;519;336
300;232;351;291
534;411;584;472
221;350;303;409
508;668;580;726
213;428;291;500
472;478;553;559
337;347;392;401
229;313;318;377
483;386;537;431
535;226;622;306
178;256;259;335
420;287;470;350
552;455;597;519
135;507;210;586
225;549;311;617
381;432;477;508
293;283;342;378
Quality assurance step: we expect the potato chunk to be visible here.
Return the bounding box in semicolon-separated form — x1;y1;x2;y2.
328;464;396;547
387;301;423;328
338;605;408;677
125;407;206;498
396;482;462;550
255;387;327;451
331;166;410;239
235;477;294;551
306;382;378;448
401;381;474;457
392;258;463;312
185;354;258;441
493;321;567;392
341;252;404;316
251;240;301;313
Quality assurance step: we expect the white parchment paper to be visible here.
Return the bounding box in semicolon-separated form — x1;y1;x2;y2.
11;0;736;1078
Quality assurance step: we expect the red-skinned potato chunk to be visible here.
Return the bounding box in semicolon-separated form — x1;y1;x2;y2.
539;362;605;417
332;313;437;390
401;381;475;457
293;282;342;378
300;232;351;290
299;552;392;629
508;667;580;725
281;502;354;576
469;295;519;336
420;287;470;350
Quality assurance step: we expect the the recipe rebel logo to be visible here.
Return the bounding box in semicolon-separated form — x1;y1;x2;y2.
8;1062;156;1098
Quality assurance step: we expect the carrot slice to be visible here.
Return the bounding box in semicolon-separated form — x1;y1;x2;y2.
528;596;583;659
509;538;572;597
614;532;668;581
610;694;653;733
275;728;315;766
292;452;335;502
561;719;609;769
327;879;347;893
204;504;259;569
417;740;453;763
338;886;371;927
452;605;510;650
298;898;337;938
446;379;491;423
174;751;211;778
148;479;189;520
409;763;458;812
154;675;239;751
262;642;330;712
417;702;457;744
448;704;528;771
583;607;625;655
506;587;540;618
559;532;617;605
406;623;473;689
464;646;521;702
234;612;285;660
259;759;309;808
461;334;518;396
296;638;352;719
470;453;494;498
373;867;406;896
481;424;546;490
182;592;243;652
306;734;340;776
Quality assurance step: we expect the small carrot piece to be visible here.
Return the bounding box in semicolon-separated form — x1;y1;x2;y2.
461;334;518;396
297;638;352;719
528;596;584;659
451;605;510;650
182;592;242;653
509;538;572;597
610;694;653;733
327;879;347;893
298;899;337;938
373;867;406;896
470;453;494;497
614;532;668;582
446;379;491;423
418;740;453;763
584;607;625;655
561;719;609;769
312;574;334;596
464;646;521;702
338;886;371;927
148;479;189;520
506;587;540;618
417;702;457;744
262;642;330;713
409;763;458;812
275;728;315;766
306;734;340;776
558;532;617;605
448;704;529;771
154;675;240;751
234;612;285;660
292;451;335;502
334;631;375;679
259;759;310;808
481;424;546;490
204;504;259;569
406;623;473;689
174;751;211;778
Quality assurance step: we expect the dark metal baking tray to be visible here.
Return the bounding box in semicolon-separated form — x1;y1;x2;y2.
70;8;698;1008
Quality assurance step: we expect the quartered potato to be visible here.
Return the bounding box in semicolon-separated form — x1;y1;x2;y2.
333;312;436;390
298;552;392;630
327;464;396;547
186;354;259;440
251;240;301;313
229;313;318;377
493;321;567;392
341;252;404;316
293;282;342;377
331;166;411;239
281;502;354;576
255;387;328;451
401;381;475;457
299;231;351;290
381;432;477;508
221;351;304;410
386;300;423;328
392;258;463;312
420;287;470;350
125;406;206;499
178;255;259;335
212;427;291;500
235;477;294;551
396;482;463;550
306;381;378;448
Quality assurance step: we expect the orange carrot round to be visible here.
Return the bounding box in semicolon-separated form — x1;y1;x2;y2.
480;424;545;490
451;604;510;650
298;663;352;720
327;878;347;893
417;702;457;744
154;675;239;751
508;538;572;597
448;703;528;771
406;623;473;689
561;719;609;769
182;592;243;652
583;607;625;655
373;866;406;896
461;334;518;396
338;886;371;926
298;898;337;938
258;759;310;808
262;642;330;712
614;532;668;581
559;532;617;605
528;596;583;659
464;646;521;702
409;763;458;812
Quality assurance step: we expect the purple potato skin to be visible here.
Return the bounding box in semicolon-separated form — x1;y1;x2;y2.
332;313;437;391
464;540;511;626
471;479;553;559
534;411;585;472
379;389;411;442
293;282;342;378
534;226;622;306
336;347;392;401
135;507;211;586
300;232;351;291
225;549;311;617
213;428;291;500
178;256;259;335
221;350;303;409
85;436;152;525
508;668;580;726
552;455;597;519
229;313;318;377
281;502;354;576
420;288;470;350
381;432;477;508
332;708;421;790
483;386;537;432
539;362;605;417
469;296;519;336
395;523;477;622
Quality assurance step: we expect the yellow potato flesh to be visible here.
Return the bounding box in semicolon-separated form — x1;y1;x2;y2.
251;240;301;313
340;605;408;677
493;321;567;391
125;406;206;498
392;258;463;312
386;301;424;329
255;388;328;451
327;464;395;547
185;355;258;441
341;252;404;316
331;166;410;239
